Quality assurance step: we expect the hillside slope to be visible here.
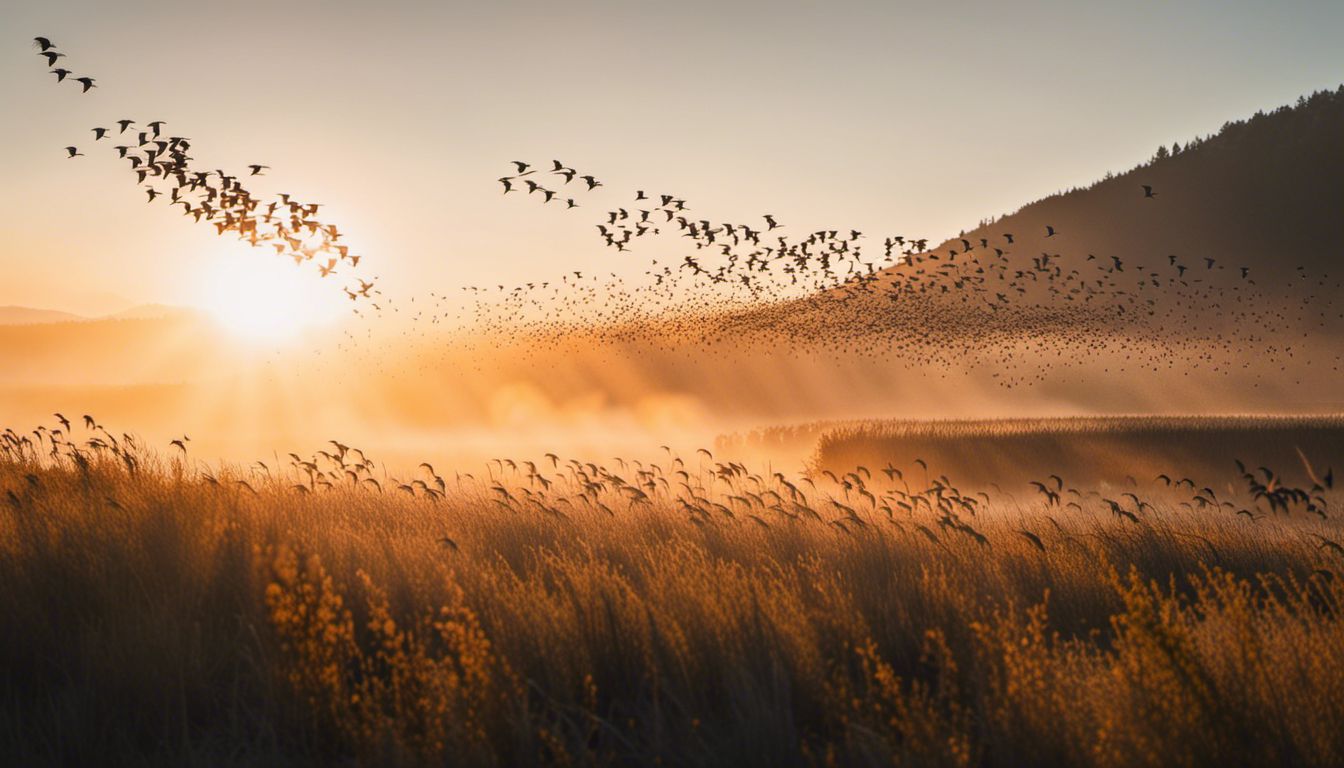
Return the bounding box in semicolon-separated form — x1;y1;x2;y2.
944;85;1344;289
704;86;1344;375
0;306;85;325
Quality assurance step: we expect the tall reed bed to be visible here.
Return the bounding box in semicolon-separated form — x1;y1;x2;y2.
1;426;1341;765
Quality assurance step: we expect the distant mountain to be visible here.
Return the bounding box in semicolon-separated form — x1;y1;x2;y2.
0;306;227;389
0;306;86;325
0;304;199;325
102;303;198;321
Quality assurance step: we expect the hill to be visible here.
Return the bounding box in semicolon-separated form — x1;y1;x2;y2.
0;304;197;325
943;84;1344;289
0;306;85;325
0;314;225;387
691;85;1344;399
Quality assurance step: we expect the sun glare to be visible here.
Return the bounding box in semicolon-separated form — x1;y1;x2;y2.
194;249;347;342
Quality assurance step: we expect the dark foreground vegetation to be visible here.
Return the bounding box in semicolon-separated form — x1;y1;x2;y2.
1;420;1342;766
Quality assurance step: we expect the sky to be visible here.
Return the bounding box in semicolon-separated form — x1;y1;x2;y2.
2;0;1343;317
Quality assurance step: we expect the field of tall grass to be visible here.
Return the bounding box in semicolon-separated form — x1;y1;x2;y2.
812;415;1344;488
2;418;1343;766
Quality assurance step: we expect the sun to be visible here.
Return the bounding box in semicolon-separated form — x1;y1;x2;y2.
192;248;348;342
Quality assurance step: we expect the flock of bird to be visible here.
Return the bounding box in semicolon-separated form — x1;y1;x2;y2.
484;168;1227;329
495;157;935;300
499;160;599;208
31;37;381;308
449;149;1342;388
29;36;1344;392
32;37;96;93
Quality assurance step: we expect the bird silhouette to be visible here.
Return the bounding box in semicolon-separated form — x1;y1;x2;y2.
30;38;380;307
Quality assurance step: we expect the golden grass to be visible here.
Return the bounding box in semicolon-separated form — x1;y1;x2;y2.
811;414;1344;488
1;423;1343;766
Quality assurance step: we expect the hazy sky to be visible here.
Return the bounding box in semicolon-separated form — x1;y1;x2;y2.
3;0;1342;315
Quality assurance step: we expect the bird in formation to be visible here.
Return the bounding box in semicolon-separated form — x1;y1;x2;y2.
434;132;1340;390
28;36;1343;391
32;36;380;307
